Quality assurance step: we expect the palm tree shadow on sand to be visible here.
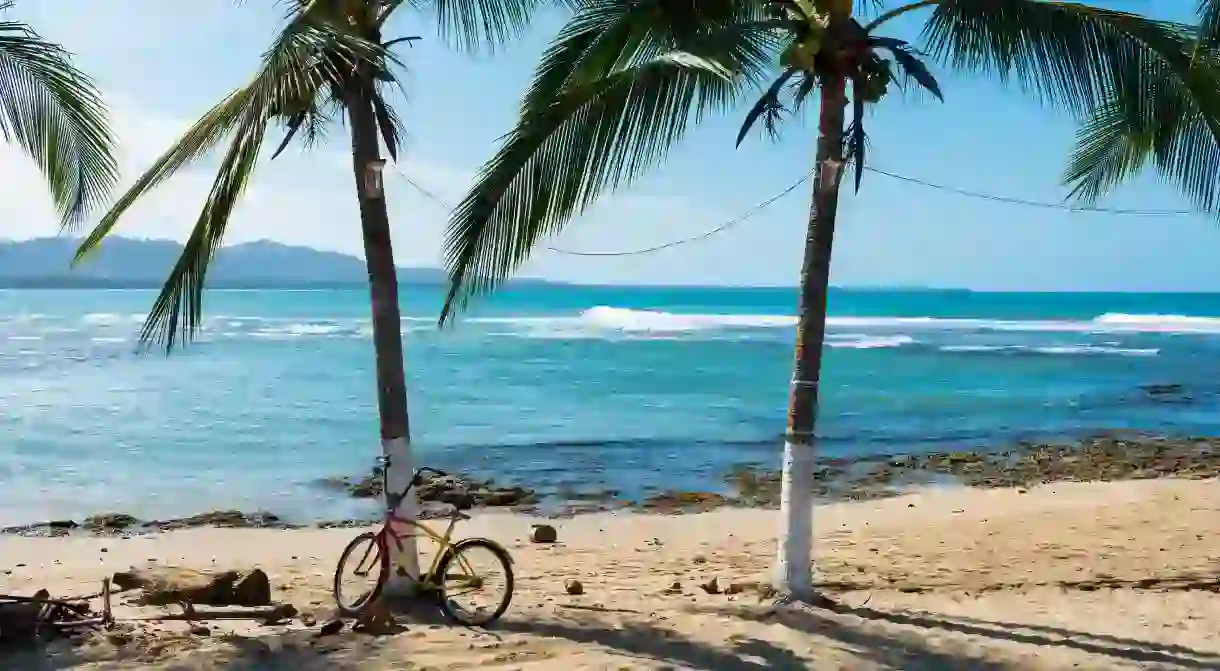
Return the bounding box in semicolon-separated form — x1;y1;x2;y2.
684;601;1220;670
17;597;1220;670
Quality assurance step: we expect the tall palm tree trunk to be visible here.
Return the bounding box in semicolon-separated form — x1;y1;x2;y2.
774;71;847;601
346;74;421;594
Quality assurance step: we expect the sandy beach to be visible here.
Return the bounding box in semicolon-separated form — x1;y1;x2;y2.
3;477;1219;670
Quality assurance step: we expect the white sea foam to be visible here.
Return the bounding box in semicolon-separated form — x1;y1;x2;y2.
940;344;1159;356
1090;313;1220;333
56;307;1220;346
577;306;794;331
81;313;145;325
828;335;916;349
1035;345;1160;356
489;307;1220;336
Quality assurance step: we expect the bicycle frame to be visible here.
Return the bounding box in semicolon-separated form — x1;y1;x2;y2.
367;462;478;584
377;510;463;583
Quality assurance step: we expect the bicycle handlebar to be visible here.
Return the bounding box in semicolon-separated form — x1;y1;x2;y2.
376;456;447;482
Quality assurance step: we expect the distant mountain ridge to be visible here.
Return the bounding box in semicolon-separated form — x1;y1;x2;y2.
0;237;451;288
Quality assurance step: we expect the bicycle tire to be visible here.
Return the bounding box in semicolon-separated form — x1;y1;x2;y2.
333;531;389;615
435;538;515;626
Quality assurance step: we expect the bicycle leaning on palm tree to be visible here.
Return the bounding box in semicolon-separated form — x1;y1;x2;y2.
332;456;514;626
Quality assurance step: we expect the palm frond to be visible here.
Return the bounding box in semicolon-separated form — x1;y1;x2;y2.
410;0;580;52
74;16;395;350
1062;45;1220;214
0;2;117;229
789;71;818;112
854;0;886;17
845;82;868;192
1198;0;1220;47
737;67;798;146
1061;98;1152;203
869;36;942;100
371;88;404;160
136;107;267;352
439;0;777;323
921;0;1205;120
441;54;742;324
923;0;1220;214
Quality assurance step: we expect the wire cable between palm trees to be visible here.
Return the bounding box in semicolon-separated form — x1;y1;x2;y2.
866;167;1195;215
390;161;1195;258
389;161;814;256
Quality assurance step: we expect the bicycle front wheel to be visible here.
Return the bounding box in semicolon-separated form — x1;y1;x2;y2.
333;531;388;615
435;538;515;626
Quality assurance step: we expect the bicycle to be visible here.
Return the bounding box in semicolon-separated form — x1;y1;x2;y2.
331;459;515;626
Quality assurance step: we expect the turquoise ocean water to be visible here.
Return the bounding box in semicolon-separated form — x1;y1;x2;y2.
3;285;1220;526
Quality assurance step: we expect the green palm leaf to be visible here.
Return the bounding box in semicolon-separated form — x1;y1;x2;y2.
74;17;394;350
439;0;779;322
1063;46;1220;213
1198;0;1220;46
409;0;581;52
1061;98;1154;204
0;1;117;229
75;0;563;350
921;1;1205;118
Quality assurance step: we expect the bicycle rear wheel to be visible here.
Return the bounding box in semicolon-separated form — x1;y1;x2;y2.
435;538;514;626
333;531;388;615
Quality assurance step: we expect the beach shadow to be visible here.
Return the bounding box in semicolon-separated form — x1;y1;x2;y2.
493;617;797;670
155;609;1027;670
193;630;397;671
706;601;1220;670
491;611;1025;670
901;611;1220;668
3;644;92;671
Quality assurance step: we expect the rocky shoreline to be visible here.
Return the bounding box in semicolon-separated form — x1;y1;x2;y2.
6;431;1219;537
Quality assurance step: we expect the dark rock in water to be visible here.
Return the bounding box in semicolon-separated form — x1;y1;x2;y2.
327;465;539;510
83;513;139;530
1140;383;1194;405
1142;383;1183;395
1;520;78;537
476;486;537;507
347;469;384;499
150;510;290;531
640;491;728;513
723;432;1220;507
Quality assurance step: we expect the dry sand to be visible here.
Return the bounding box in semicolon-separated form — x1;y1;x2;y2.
2;478;1219;669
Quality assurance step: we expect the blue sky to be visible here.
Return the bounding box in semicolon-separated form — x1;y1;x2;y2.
1;0;1217;290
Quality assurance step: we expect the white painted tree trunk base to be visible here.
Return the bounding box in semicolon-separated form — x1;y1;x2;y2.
773;439;815;600
381;436;422;597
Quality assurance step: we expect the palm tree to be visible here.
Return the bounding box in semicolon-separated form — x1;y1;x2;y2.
0;0;117;230
437;0;1220;604
70;0;559;595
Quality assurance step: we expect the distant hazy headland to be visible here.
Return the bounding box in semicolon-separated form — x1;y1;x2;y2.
0;237;456;289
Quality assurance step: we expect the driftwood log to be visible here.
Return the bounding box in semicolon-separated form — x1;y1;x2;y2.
111;567;272;617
